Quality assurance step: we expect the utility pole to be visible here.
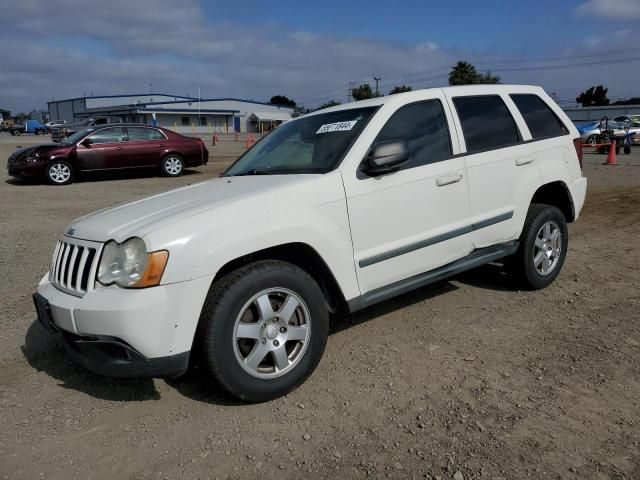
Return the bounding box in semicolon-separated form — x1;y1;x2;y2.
348;82;355;102
373;76;381;96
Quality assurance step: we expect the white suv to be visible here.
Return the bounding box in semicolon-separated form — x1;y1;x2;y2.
34;85;587;402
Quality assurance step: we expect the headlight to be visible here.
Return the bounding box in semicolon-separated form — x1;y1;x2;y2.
97;237;168;288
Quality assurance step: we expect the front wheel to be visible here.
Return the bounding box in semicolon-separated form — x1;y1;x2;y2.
507;204;568;289
198;260;329;402
161;154;184;177
46;161;74;185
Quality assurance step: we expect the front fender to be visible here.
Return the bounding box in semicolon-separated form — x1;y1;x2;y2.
144;173;360;302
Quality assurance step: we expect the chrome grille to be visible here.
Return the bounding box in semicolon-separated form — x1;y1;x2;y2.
50;237;102;297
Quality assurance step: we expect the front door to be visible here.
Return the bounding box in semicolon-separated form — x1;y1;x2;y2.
342;95;472;294
75;127;127;170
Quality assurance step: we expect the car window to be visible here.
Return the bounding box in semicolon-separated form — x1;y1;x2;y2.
94;118;108;125
127;127;165;141
453;95;521;153
510;94;568;139
372;100;452;170
224;107;378;176
88;127;126;144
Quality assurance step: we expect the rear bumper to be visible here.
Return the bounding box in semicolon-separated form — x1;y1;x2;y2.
570;176;587;221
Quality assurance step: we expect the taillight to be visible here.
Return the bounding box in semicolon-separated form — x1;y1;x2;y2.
573;137;583;169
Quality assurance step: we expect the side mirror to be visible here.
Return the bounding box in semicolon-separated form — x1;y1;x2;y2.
80;137;92;147
364;140;410;175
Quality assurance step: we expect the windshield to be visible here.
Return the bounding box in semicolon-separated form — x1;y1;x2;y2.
60;127;95;145
224;107;378;176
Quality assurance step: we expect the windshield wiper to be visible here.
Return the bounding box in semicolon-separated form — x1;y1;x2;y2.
232;168;275;176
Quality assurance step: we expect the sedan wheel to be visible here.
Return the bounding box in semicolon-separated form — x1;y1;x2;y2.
47;162;73;185
162;155;184;176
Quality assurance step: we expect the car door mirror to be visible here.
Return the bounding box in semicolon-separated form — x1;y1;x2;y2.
81;138;93;147
364;140;410;175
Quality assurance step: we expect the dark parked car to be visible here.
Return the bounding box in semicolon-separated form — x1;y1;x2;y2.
7;125;209;185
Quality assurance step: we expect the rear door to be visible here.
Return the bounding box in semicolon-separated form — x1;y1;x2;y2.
124;127;167;167
444;90;541;248
75;127;127;170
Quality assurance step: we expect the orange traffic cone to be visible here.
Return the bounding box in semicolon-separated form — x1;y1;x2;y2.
604;140;617;165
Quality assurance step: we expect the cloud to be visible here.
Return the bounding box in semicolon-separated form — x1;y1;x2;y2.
575;0;640;20
0;0;638;112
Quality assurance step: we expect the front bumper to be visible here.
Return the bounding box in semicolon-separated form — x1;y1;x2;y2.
34;273;213;378
7;158;47;178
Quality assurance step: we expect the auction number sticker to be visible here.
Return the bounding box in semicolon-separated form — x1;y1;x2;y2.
316;120;359;134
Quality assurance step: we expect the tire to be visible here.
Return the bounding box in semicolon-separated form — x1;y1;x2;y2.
161;154;184;177
198;260;329;402
508;204;568;290
46;160;74;185
624;144;631;155
586;134;598;146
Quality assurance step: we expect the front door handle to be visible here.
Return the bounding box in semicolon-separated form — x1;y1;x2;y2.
436;173;463;186
115;146;123;151
515;156;535;166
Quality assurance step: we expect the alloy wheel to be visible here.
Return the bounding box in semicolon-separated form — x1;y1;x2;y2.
533;220;562;275
232;288;311;379
48;163;71;184
164;156;183;175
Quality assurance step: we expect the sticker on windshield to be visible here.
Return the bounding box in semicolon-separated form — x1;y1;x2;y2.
316;120;359;134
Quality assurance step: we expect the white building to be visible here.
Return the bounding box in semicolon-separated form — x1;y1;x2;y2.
47;94;294;133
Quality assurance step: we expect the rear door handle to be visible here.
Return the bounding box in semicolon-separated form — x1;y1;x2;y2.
115;146;123;151
436;173;463;186
515;156;535;166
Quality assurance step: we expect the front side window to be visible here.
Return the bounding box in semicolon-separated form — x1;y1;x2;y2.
127;127;165;141
453;95;521;153
88;127;126;144
510;94;568;139
225;107;377;176
372;100;452;170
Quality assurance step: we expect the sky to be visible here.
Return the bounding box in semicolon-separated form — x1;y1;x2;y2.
1;0;639;113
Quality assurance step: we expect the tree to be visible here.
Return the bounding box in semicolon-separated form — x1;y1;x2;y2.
269;95;296;108
351;83;379;101
389;85;412;95
448;61;501;85
576;85;609;107
476;70;501;84
316;100;341;110
448;61;478;85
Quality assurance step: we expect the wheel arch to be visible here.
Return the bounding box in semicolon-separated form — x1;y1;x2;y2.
530;181;575;222
212;242;349;314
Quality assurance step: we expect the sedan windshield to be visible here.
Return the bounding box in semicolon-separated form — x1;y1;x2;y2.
60;128;95;145
224;107;378;176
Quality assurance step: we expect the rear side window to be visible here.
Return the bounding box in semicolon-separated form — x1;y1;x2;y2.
453;95;521;153
127;127;165;141
510;94;568;139
374;100;452;170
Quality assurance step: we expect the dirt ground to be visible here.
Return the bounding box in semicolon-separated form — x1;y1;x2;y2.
0;132;638;480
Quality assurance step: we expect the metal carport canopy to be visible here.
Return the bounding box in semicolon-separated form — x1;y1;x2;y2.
249;111;292;121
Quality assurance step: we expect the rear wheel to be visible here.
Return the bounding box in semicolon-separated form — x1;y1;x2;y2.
198;260;329;402
46;161;74;185
507;204;568;289
161;154;184;177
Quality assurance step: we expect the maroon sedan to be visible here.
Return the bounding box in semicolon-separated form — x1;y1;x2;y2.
7;124;209;185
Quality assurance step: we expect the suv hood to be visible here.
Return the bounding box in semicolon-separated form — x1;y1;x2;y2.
66;175;315;243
